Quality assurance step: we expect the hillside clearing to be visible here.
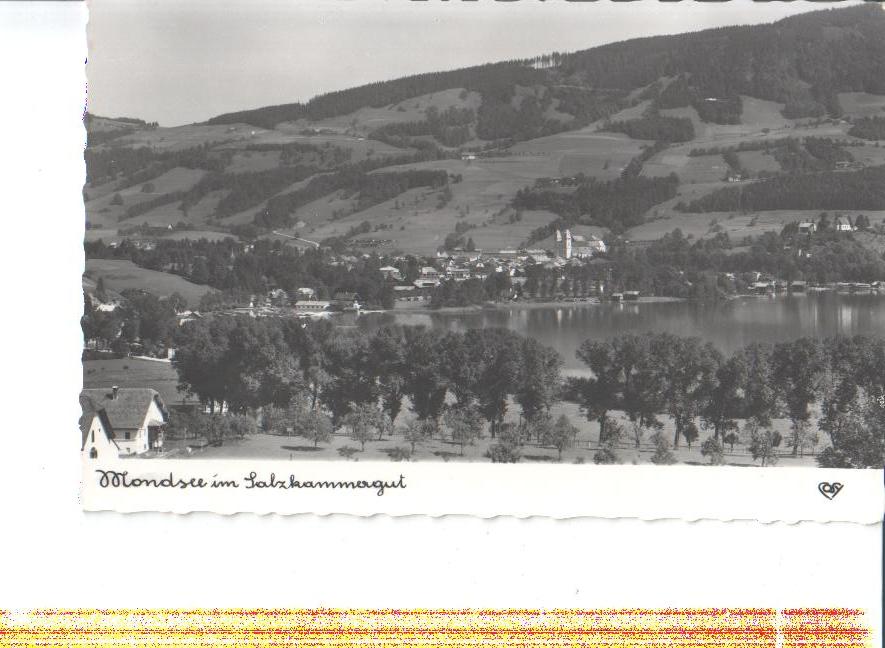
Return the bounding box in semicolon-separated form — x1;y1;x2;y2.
84;258;215;307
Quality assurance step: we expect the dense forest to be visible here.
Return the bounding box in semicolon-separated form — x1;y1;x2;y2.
204;6;885;136
848;116;885;141
514;173;680;233
84;238;403;311
602;115;694;143
679;165;885;213
369;105;475;148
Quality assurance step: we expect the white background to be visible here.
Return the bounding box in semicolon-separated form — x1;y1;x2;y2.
0;0;880;632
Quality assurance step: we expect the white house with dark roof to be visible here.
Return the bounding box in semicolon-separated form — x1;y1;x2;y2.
79;394;118;460
80;387;168;456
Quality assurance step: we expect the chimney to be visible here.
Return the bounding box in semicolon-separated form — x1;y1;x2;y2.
112;386;119;400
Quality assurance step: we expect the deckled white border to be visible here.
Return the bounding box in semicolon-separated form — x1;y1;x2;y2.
58;0;882;524
80;459;884;522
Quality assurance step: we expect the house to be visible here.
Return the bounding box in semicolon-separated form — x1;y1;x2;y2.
293;300;331;315
267;288;289;306
79;394;118;460
332;292;361;311
378;265;402;281
295;287;316;300
79;387;168;457
834;216;855;232
419;266;440;280
177;310;202;326
798;221;816;235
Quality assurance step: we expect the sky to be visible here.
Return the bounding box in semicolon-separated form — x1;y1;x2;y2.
86;0;850;127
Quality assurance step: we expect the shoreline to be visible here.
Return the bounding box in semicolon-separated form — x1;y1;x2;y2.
388;296;684;316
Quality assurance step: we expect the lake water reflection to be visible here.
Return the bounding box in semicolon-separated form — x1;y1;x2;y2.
353;293;885;370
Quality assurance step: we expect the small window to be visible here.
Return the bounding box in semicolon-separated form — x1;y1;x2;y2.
91;430;95;443
89;448;98;459
125;431;131;440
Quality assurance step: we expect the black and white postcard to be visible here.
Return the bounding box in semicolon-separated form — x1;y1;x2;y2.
79;0;884;519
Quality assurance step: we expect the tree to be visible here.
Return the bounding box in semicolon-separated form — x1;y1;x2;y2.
467;329;521;438
771;339;824;456
443;403;485;456
543;414;577;461
402;327;448;425
650;431;677;465
701;354;743;441
747;422;781;467
486;442;521;463
723;432;739;452
593;420;623;464
574;340;621;442
737;343;779;428
682;421;700;450
344;402;383;451
294;409;334;447
514;338;563;422
400;419;433;454
651;334;719;448
817;397;885;468
700;436;726;465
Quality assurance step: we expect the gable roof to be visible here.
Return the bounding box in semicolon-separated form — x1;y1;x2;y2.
79;393;115;448
80;388;167;430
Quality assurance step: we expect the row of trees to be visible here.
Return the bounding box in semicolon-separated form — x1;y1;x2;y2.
679;165;885;213
169;314;883;467
257;151;453;230
567;333;884;468
172;319;563;444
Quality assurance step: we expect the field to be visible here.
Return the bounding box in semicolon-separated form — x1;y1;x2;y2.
84;85;885;257
287;87;483;136
838;92;885;118
84;258;215;307
163;402;821;468
83;356;187;409
512;128;648;180
284;156;566;255
85;167;208;228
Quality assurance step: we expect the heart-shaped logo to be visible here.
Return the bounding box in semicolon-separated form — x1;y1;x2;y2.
818;482;844;500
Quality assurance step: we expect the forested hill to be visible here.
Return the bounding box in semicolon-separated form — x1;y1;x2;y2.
207;4;885;130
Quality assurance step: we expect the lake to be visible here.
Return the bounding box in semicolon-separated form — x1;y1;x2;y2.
351;293;885;370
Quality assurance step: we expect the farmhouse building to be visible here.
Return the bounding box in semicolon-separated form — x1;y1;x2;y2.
834;216;855;232
332;292;361;311
294;300;331;315
80;387;168;456
798;221;816;235
79;394;118;460
378;266;403;281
